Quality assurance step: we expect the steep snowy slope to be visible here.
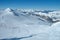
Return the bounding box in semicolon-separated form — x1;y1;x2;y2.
0;8;60;40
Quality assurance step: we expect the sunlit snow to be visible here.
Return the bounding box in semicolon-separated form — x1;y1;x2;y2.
0;8;60;40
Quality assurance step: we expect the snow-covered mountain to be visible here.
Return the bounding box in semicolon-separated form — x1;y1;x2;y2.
0;8;60;40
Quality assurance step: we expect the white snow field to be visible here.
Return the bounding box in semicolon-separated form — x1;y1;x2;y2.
0;8;60;40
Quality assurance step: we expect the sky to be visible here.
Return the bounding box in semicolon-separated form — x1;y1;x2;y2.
0;0;60;10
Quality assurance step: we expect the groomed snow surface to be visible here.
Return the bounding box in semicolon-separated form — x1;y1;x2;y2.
0;8;60;40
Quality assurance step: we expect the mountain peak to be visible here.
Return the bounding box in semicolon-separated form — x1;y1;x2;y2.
5;8;13;12
4;8;14;14
5;8;11;11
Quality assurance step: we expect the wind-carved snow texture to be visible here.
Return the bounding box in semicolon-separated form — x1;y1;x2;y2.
0;8;60;40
